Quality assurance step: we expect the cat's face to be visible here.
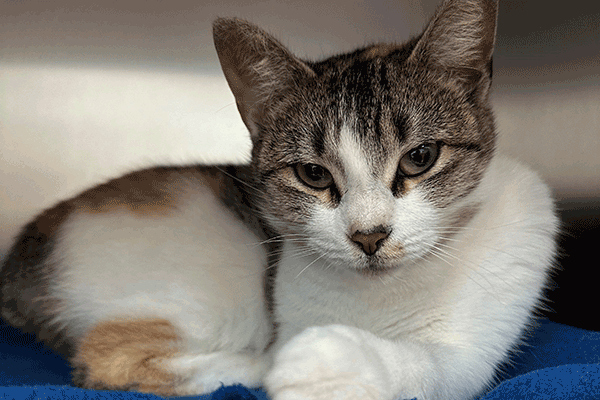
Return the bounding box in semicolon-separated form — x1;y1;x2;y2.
214;0;498;276
253;52;495;275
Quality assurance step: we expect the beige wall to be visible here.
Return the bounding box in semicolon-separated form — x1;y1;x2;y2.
1;0;599;253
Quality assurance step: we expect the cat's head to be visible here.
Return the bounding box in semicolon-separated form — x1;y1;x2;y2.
214;0;498;276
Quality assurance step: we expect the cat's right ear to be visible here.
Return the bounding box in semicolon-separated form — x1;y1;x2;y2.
213;18;315;140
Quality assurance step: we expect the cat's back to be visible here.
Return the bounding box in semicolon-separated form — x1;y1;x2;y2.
1;165;269;355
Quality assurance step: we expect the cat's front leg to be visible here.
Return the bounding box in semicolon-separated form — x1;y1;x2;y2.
264;324;436;400
264;325;391;400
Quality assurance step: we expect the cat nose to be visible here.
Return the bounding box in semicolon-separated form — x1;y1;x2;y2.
350;226;390;256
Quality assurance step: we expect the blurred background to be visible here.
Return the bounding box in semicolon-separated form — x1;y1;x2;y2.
1;0;599;330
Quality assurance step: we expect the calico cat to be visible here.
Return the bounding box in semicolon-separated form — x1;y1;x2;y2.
0;0;558;399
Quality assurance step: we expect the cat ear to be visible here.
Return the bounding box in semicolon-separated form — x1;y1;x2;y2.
409;0;498;100
213;18;315;139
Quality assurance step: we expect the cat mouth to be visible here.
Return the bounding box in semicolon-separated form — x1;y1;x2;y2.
358;261;400;278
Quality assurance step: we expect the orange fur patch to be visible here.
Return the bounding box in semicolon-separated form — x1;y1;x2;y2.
73;318;181;396
72;168;189;216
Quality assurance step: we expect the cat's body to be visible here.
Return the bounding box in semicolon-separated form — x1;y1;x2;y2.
1;1;558;399
2;165;276;394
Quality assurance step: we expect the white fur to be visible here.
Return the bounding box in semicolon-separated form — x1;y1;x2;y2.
264;155;557;400
50;180;271;393
336;124;398;234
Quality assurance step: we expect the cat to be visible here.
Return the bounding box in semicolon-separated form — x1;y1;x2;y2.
0;0;558;399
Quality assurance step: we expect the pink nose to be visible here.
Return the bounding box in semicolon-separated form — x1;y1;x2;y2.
350;227;390;256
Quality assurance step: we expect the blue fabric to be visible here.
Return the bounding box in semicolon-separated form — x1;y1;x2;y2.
0;319;598;399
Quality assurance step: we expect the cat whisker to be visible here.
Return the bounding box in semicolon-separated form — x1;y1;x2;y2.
215;101;236;114
323;260;336;272
434;216;542;233
214;166;264;196
433;240;512;289
250;234;309;247
268;241;320;257
424;239;516;306
268;247;317;259
426;247;506;304
431;228;553;274
295;252;330;279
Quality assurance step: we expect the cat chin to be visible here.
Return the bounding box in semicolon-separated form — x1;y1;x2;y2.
357;263;402;278
327;258;402;278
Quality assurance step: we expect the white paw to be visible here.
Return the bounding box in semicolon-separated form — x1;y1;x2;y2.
264;325;391;400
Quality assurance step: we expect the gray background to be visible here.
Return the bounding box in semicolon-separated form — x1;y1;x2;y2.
1;0;599;329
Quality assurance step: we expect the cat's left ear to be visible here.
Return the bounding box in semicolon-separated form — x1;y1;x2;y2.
409;0;498;101
213;18;315;140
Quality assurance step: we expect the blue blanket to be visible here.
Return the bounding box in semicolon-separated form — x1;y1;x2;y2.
1;319;598;399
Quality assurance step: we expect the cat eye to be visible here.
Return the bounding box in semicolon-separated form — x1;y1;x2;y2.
295;163;334;190
398;142;439;177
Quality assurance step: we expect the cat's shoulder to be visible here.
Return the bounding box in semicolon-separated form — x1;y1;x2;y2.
486;156;554;203
479;155;557;231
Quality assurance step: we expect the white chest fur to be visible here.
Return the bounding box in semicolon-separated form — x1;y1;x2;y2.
265;156;557;400
273;156;557;354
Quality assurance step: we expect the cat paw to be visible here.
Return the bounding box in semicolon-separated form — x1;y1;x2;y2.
264;325;391;400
